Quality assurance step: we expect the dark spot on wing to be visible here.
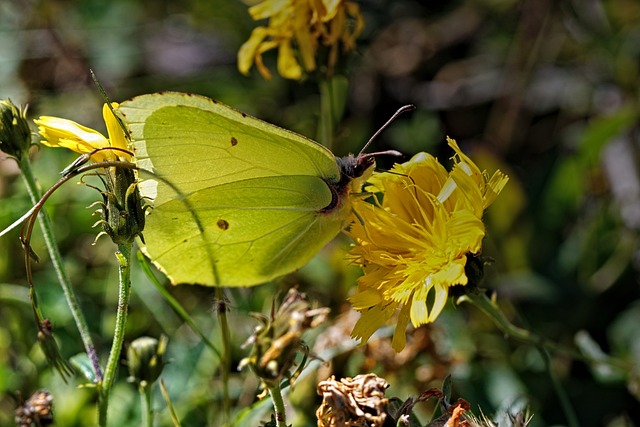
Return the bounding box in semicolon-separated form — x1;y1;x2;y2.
230;137;238;146
217;219;229;230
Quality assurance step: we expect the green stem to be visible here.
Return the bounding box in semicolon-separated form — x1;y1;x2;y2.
18;157;102;379
457;289;630;370
539;348;580;427
137;251;221;360
141;385;153;427
160;379;182;427
99;242;133;426
265;380;287;427
318;77;335;149
458;289;631;427
215;287;231;425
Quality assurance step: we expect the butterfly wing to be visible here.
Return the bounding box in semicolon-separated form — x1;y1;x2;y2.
141;175;346;286
118;92;346;287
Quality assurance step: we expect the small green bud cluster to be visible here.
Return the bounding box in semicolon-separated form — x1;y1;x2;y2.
127;335;168;389
0;99;32;161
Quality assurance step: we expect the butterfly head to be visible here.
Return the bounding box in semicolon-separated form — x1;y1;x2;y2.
347;103;415;179
337;153;376;181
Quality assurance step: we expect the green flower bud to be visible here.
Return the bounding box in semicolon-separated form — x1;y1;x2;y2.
98;166;146;244
127;335;168;388
0;99;32;161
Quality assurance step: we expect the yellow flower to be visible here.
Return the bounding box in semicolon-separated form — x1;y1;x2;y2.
34;103;130;163
348;137;509;351
35;103;144;244
238;0;364;80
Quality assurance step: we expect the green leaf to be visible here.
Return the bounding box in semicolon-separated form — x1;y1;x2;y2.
70;353;98;384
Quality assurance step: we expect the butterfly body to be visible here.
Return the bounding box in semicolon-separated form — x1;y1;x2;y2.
118;92;373;287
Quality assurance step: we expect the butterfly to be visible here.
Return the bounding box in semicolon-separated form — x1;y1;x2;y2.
118;92;409;287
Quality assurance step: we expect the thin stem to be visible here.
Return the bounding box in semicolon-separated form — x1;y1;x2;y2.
539;348;580;427
137;251;221;360
265;380;287;427
318;77;335;149
99;242;133;426
457;289;631;371
141;385;153;427
458;288;632;427
160;379;182;427
215;287;232;425
18;157;102;380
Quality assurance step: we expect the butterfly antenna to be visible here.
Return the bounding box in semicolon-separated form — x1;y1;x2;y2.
91;69;130;141
359;104;416;156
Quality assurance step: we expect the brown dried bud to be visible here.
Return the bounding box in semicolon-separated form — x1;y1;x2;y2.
15;390;54;427
240;288;329;384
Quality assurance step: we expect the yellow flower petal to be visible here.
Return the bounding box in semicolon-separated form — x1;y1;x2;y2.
447;136;483;185
35;116;111;162
35;104;132;163
320;0;340;20
239;0;364;80
391;303;411;352
430;283;452;323
447;209;485;254
248;0;290;20
409;291;428;327
484;170;510;208
277;38;303;80
255;39;281;80
347;138;508;351
351;303;396;344
349;285;383;310
293;16;317;72
238;27;270;76
103;103;131;161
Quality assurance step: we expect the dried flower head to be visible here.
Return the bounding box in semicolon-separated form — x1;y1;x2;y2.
240;288;330;384
15;390;54;427
317;374;390;427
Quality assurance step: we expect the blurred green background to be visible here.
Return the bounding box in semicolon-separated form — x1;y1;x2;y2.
1;0;640;426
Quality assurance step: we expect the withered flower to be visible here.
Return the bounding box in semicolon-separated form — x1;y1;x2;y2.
240;288;330;385
15;390;54;427
316;374;390;427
